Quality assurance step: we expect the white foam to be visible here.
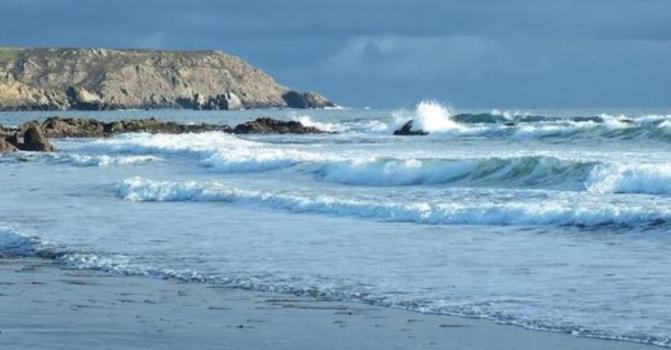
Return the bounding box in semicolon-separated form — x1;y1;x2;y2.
86;132;335;173
86;131;257;155
117;177;670;227
658;120;671;132
312;158;478;186
491;109;529;120
413;101;464;132
392;101;466;133
637;114;671;123
289;114;343;133
586;163;671;195
599;113;635;130
512;120;599;139
5;223;671;348
58;154;162;167
89;134;597;187
60;253;208;281
72;132;671;195
0;227;43;258
198;139;341;173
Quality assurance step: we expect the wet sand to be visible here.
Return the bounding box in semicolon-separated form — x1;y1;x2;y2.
0;258;658;350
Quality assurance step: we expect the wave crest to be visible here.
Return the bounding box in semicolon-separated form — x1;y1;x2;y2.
311;156;595;188
587;164;671;195
116;177;671;228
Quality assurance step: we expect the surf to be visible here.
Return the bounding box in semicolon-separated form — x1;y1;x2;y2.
116;177;671;228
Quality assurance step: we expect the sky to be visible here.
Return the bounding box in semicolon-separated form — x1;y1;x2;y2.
0;0;669;108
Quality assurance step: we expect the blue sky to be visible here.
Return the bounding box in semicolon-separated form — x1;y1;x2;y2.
1;0;669;108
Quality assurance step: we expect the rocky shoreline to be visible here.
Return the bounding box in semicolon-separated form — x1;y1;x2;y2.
0;116;327;153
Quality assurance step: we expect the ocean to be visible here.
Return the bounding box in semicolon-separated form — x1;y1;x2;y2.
2;101;671;346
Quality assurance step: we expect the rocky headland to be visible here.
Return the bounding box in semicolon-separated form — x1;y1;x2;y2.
0;47;335;111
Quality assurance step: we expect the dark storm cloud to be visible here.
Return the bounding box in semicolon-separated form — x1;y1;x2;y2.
0;0;669;107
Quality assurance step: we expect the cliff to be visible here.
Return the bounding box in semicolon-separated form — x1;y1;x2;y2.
0;47;335;111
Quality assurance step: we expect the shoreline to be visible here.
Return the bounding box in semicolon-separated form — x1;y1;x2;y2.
0;258;659;350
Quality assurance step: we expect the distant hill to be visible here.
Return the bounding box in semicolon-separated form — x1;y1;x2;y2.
0;47;334;111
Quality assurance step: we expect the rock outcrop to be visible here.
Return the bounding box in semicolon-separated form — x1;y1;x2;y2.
282;91;336;109
0;47;334;111
233;117;325;134
66;86;104;110
42;117;106;138
0;116;326;141
1;123;54;153
393;121;428;136
39;116;233;138
22;123;55;151
0;138;17;153
0;116;328;153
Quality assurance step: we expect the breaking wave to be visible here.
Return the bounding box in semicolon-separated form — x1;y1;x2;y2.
83;132;337;173
586;163;671;195
309;156;596;189
115;177;671;228
53;154;162;167
344;101;671;141
78;132;671;193
392;100;465;133
0;151;162;167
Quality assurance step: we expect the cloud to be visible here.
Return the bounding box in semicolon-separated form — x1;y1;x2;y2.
322;35;517;80
0;0;670;107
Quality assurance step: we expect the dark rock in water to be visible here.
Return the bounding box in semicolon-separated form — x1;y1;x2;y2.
282;91;335;109
0;138;17;153
22;123;55;152
42;117;106;138
233;117;325;134
18;116;326;139
39;116;232;138
572;116;603;123
393;121;428;136
109;117;233;134
2;122;55;152
0;126;15;143
5;133;21;147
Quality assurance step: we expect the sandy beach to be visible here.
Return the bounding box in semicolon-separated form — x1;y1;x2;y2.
0;258;657;350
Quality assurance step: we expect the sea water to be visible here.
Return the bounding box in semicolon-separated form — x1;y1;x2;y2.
2;101;671;346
